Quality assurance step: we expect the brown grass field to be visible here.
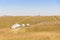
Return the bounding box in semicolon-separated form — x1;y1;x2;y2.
0;16;60;40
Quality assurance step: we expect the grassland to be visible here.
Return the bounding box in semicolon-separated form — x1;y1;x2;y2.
0;16;60;40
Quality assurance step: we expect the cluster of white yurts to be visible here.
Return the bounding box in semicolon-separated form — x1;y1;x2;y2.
11;23;30;29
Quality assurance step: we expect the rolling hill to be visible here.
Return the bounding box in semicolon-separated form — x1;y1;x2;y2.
0;16;60;40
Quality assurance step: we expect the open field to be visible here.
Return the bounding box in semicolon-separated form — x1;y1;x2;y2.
0;16;60;40
0;30;60;40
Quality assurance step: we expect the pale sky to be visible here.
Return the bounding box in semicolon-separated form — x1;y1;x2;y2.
0;0;60;16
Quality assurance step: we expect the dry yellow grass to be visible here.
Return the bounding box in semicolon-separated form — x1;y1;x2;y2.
0;16;60;40
0;27;60;40
0;28;60;40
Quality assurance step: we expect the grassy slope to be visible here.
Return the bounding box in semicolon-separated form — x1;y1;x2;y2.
0;16;60;31
0;16;60;40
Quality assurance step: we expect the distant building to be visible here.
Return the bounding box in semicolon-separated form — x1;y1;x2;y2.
11;23;21;29
26;24;30;27
22;24;25;27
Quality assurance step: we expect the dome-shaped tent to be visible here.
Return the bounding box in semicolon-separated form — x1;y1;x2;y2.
11;23;20;29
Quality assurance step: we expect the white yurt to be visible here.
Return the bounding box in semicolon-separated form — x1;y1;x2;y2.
26;24;30;27
22;24;25;27
11;23;20;29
